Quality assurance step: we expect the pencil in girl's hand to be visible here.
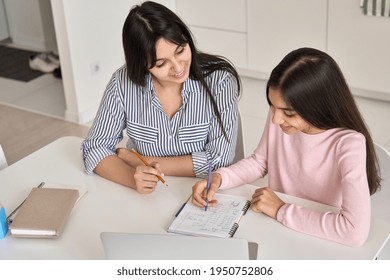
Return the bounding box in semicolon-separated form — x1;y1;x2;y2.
131;148;168;187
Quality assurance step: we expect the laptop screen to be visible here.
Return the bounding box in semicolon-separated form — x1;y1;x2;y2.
100;232;251;260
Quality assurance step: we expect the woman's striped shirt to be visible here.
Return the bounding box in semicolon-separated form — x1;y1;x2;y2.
81;65;239;177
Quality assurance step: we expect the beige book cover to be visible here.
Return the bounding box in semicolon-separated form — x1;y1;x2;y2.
9;187;79;238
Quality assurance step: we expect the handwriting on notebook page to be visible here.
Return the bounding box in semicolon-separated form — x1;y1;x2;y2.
168;193;250;238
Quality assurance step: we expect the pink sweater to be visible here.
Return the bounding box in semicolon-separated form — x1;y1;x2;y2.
217;110;371;247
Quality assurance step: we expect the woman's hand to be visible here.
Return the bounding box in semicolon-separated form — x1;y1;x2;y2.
250;187;285;219
191;172;222;208
133;161;164;194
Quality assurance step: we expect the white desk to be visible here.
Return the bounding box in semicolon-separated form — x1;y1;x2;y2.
0;136;389;260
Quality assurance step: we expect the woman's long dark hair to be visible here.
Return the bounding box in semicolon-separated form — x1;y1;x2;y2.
122;1;241;138
266;47;380;195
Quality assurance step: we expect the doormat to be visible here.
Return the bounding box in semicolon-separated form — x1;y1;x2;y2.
0;46;46;82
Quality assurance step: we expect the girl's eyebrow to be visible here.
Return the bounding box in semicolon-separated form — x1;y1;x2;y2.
155;44;184;62
270;102;294;111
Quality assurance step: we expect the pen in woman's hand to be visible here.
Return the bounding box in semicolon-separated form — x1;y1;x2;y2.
131;149;168;187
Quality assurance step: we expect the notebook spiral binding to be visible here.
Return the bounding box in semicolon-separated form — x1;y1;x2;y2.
242;200;251;215
228;201;251;237
228;223;239;237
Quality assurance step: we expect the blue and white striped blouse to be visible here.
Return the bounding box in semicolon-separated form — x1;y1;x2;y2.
81;65;239;177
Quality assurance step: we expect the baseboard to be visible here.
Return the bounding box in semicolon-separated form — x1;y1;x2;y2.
237;68;269;81
351;87;390;102
65;104;98;125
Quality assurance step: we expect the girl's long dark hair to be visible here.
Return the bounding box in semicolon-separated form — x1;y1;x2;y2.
266;47;380;195
122;1;241;138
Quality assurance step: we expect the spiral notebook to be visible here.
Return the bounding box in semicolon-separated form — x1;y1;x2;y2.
168;193;250;238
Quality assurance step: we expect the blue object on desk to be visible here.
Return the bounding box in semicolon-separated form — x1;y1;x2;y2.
0;204;8;239
205;162;212;211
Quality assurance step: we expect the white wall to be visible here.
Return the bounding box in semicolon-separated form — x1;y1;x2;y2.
177;0;390;102
52;0;390;124
0;0;10;41
327;0;390;97
246;0;328;76
51;0;175;124
176;0;247;69
4;0;56;51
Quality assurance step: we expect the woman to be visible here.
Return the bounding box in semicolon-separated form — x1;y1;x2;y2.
192;47;381;247
81;1;241;194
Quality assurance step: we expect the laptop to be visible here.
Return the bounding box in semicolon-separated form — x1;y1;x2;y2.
100;232;253;260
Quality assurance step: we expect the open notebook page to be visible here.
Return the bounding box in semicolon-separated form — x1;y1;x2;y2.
168;193;250;238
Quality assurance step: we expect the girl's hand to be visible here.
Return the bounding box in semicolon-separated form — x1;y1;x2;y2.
250;187;285;219
133;162;164;194
191;173;222;208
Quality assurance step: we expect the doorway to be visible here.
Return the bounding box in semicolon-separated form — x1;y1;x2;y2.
0;0;10;43
0;0;66;120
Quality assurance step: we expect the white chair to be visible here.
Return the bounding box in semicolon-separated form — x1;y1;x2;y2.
371;143;390;259
0;144;8;170
233;110;245;163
